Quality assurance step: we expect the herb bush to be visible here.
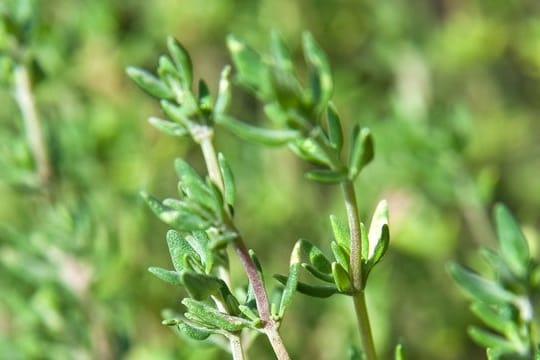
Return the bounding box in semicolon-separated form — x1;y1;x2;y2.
1;0;540;359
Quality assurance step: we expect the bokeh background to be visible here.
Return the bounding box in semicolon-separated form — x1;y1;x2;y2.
1;0;539;359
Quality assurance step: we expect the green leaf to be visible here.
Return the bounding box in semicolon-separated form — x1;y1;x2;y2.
238;305;262;326
278;241;301;318
290;137;333;166
269;66;303;110
274;275;340;298
448;263;516;305
305;168;348;184
302;264;334;283
177;321;212;340
332;262;352;292
185;231;213;273
298;239;332;274
348;127;374;179
330;215;349;248
227;34;270;97
470;302;510;334
468;326;516;354
181;271;226;301
148;116;188;137
217;115;300;145
198;79;212;115
326;103;343;151
218;153;236;210
167;36;193;89
160;99;194;127
166;230;199;273
331;241;350;272
148;267;182;285
302;32;333;112
141;192;209;231
183;298;249;332
157;54;180;82
214;66;231;116
395;343;407;360
494;204;530;278
368;200;390;262
270;30;294;73
126;66;173;99
174;158;216;211
360;222;369;261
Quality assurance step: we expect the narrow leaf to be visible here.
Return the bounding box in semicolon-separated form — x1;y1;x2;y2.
182;271;225;301
448;263;516;305
198;79;212;114
274;275;340;298
218;153;236;210
468;326;516;353
302;32;333;111
326;103;343;150
148;267;182;285
278;241;302;318
148;117;188;137
141;192;209;231
470;302;510;334
185;231;213;273
305;168;348;184
183;298;249;332
290;137;333;166
349;127;374;179
214;65;231;116
395;343;407;360
126;66;173;99
160;99;194;127
270;30;294;73
178;321;212;340
331;241;350;272
368;200;389;257
330;215;349;248
217;114;300;145
332;262;352;292
297;239;332;274
166;229;199;273
174;158;215;210
167;36;193;89
227;34;270;97
302;264;335;283
495;204;530;278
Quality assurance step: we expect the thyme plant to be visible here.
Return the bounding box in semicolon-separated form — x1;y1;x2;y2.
128;31;539;360
449;205;540;359
128;32;391;359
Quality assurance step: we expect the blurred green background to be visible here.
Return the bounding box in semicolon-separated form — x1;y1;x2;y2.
1;0;539;359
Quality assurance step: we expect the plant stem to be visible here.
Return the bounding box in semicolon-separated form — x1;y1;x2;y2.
228;333;246;360
341;180;377;360
197;131;290;360
13;63;52;187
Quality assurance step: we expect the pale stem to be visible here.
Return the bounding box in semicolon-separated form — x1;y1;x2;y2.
228;333;246;360
198;132;290;360
341;180;377;360
13;64;52;186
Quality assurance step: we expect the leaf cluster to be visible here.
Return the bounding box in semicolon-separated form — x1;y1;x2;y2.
449;204;540;359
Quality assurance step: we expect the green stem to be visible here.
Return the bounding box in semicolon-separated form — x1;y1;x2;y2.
197;130;290;360
341;180;377;360
13;63;52;187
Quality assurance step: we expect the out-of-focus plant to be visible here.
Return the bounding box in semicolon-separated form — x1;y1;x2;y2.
449;204;540;359
128;31;397;359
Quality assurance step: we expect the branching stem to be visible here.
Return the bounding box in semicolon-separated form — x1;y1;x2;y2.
341;180;377;360
198;131;290;360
